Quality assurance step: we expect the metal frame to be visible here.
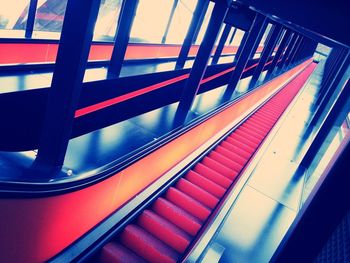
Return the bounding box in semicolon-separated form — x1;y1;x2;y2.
176;1;229;120
107;0;138;78
233;30;248;62
302;60;350;168
229;27;237;44
161;0;179;44
25;0;38;38
249;24;282;88
212;23;232;65
265;29;292;79
277;33;298;71
308;50;350;130
36;0;102;167
176;0;210;69
224;13;268;97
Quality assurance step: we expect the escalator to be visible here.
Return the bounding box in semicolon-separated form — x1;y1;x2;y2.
95;63;316;263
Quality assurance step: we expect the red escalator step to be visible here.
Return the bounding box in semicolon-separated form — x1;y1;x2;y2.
253;111;277;122
246;117;272;130
242;122;268;137
176;178;219;209
249;116;275;127
185;170;226;198
201;157;238;180
220;141;251;159
137;210;191;253
152;198;202;236
261;108;280;116
243;120;270;132
215;145;247;166
225;137;256;154
120;224;179;263
194;163;233;188
229;133;260;149
241;123;268;137
165;187;211;221
99;243;146;263
242;120;267;136
234;130;262;145
236;127;264;140
208;151;243;173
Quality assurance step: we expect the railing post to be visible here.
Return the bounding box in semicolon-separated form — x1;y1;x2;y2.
301;73;350;169
175;0;210;69
233;31;248;62
107;0;139;78
307;51;350;130
276;33;298;72
161;0;179;44
229;27;237;44
36;0;101;167
223;13;268;97
211;24;231;65
249;24;282;88
265;29;292;79
25;0;38;38
175;1;229;121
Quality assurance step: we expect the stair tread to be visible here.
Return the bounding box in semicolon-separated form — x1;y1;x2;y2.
226;137;256;153
202;156;237;179
176;178;219;209
234;130;262;145
137;210;191;253
229;133;260;149
165;187;211;221
152;197;202;236
215;145;248;166
209;151;243;173
99;243;146;263
194;163;233;188
220;141;252;159
120;224;179;263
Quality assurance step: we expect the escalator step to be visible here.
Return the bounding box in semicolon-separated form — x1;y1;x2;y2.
201;157;238;180
209;151;243;173
215;145;247;166
225;137;256;154
220;141;251;159
194;163;232;188
165;187;211;221
241;123;268;136
251;114;276;124
120;224;179;263
244;120;270;132
185;170;226;198
137;210;191;253
152;197;202;236
237;126;264;140
234;130;262;145
229;133;260;149
176;178;219;209
99;243;146;263
249;117;274;128
238;123;267;138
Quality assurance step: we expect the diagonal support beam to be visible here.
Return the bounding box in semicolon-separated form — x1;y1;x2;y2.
223;13;268;97
36;0;102;167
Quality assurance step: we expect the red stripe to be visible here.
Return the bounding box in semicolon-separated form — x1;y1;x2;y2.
75;74;189;118
200;66;235;84
75;61;265;118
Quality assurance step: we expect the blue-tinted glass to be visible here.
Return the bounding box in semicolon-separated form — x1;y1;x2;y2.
166;0;198;44
130;0;174;43
0;0;29;37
